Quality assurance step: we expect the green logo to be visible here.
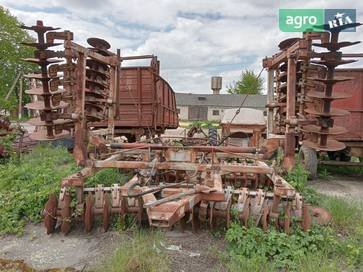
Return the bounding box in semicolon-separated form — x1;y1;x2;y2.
279;9;324;32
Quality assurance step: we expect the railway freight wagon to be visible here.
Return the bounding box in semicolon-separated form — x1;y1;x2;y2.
92;56;179;140
330;68;363;160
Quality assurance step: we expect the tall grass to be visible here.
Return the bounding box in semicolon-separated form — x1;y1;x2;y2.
100;231;170;272
0;144;78;234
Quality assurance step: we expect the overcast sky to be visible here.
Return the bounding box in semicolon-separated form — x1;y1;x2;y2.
1;0;362;94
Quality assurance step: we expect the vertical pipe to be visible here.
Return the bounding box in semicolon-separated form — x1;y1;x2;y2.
283;56;297;170
73;53;87;165
267;69;274;138
115;49;121;118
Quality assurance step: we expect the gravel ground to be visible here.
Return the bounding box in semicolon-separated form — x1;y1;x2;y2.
309;175;363;201
0;224;123;271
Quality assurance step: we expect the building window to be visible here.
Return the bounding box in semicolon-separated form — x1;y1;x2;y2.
212;110;220;116
177;108;181;114
198;97;206;101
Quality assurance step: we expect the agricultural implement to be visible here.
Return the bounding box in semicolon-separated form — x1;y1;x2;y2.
44;141;330;235
263;23;363;176
0;115;12;156
20;20;330;234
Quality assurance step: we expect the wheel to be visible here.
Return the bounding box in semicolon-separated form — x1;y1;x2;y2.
339;148;351;162
328;148;351;162
208;128;218;146
44;194;58;234
299;145;318;179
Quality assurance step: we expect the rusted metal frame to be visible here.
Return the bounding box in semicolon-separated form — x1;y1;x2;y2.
151;68;157;130
263;40;309;69
143;171;225;227
108;143;258;153
46;31;73;43
93;160;272;174
267;173;295;197
104;146;262;161
121;55;155;61
107;64;116;139
137;67;142;128
144;189;199;208
115;49;121;118
267;69;275;137
35;29;54;138
283;54;297;170
61;153;124;187
147;194;202;227
232;189;292;199
66;41;116;65
72;51;88;165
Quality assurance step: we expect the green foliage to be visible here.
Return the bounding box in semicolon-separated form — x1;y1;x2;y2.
0;145;78;234
318;168;333;180
0;131;16;162
100;230;169;272
225;223;338;270
86;168;130;187
223;161;363;271
285;163;319;204
285;163;309;192
188;120;219;129
321;196;363;236
227;69;263;95
0;6;35;111
318;164;363;176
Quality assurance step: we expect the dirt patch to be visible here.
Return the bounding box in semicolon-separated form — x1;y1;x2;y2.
309;175;363;201
0;224;227;271
0;224;123;270
165;229;227;272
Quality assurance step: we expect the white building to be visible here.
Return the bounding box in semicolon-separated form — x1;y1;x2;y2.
175;93;267;121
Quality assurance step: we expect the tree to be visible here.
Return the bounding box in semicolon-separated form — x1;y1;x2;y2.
227;69;263;95
0;6;35;113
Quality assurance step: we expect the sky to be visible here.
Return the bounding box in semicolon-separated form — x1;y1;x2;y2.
1;0;362;94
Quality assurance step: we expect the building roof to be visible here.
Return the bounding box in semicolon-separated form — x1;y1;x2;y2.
175;93;267;109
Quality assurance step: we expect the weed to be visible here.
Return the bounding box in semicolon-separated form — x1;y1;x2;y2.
285;163;320;204
225;223;338;270
0;132;16;163
318;164;363;176
86;168;131;187
318;168;333;180
321;196;363;236
0;144;78;234
285;163;309;192
100;230;169;272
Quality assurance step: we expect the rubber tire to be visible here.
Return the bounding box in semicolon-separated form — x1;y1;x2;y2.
328;149;351;162
299;146;318;180
208;128;218;146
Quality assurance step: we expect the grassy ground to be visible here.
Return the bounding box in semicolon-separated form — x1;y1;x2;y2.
218;165;363;272
0;145;78;234
96;231;170;272
318;164;363;176
0;145;126;235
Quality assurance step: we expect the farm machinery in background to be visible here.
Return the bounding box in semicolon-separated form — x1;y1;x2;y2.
263;23;363;177
0;115;12;157
21;20;330;236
